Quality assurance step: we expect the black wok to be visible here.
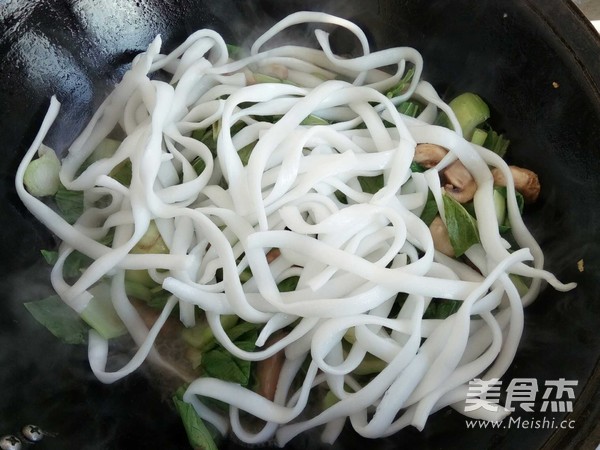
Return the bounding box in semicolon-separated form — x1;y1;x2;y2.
1;0;599;449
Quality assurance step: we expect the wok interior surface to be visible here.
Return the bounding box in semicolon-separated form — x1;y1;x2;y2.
1;0;599;448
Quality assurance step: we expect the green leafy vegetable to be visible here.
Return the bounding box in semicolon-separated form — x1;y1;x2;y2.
423;299;462;319
173;387;219;450
358;174;384;194
201;339;255;385
225;321;260;342
41;249;92;278
301;114;330;126
145;287;172;309
226;43;244;60
239;267;253;283
410;161;426;173
237;143;254;166
277;276;299;293
54;184;84;224
419;191;439;227
323;390;340;409
109;159;132;186
24;295;89;345
510;274;530;296
125;269;158;288
40;249;58;265
353;353;387;375
200;322;258;385
334;189;348;204
88;138;121;163
193;156;207;175
442;193;480;256
124;280;153;302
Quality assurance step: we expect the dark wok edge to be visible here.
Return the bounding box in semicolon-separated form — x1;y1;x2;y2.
526;1;600;449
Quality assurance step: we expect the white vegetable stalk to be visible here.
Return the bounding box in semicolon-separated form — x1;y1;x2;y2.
23;143;61;197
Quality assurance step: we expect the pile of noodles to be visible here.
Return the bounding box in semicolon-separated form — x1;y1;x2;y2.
15;11;575;447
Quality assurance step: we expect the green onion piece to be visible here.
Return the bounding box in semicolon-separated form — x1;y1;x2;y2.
386;67;416;98
396;100;423;118
471;128;489;146
23;144;61;197
483;129;510;157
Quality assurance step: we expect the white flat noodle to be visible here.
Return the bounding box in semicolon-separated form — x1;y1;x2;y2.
15;12;576;447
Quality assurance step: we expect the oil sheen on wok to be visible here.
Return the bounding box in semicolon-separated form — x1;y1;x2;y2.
15;11;576;449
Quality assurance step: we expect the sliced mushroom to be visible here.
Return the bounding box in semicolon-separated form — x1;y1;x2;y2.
414;144;478;203
266;247;281;264
414;143;448;168
442;160;478;203
491;165;540;203
429;215;455;257
256;333;286;401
